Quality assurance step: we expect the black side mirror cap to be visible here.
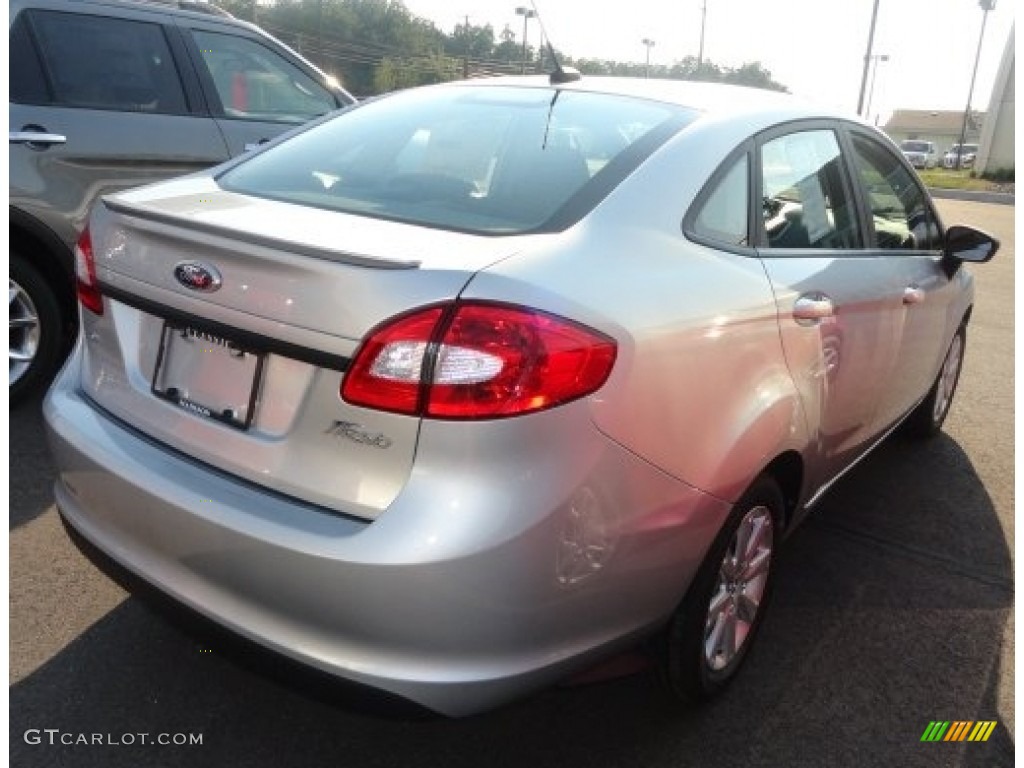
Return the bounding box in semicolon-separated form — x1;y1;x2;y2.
945;224;999;263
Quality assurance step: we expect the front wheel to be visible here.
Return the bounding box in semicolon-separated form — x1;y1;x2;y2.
903;326;966;439
660;475;783;702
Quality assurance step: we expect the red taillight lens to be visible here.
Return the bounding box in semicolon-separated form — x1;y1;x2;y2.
342;302;617;420
74;227;103;315
341;307;444;415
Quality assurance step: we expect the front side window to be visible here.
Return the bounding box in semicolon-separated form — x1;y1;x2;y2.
760;130;860;250
218;86;696;234
850;135;939;250
26;11;187;114
190;30;336;123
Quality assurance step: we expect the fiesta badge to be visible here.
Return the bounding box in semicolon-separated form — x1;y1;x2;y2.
174;261;222;293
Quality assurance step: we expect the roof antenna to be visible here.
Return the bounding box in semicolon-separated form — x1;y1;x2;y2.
529;1;581;84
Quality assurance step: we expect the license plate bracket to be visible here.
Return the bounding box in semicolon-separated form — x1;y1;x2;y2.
151;322;265;430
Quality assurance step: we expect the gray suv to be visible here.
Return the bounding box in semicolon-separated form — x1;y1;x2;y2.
9;0;355;402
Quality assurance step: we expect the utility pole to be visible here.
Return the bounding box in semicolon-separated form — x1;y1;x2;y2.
856;0;881;116
956;0;996;170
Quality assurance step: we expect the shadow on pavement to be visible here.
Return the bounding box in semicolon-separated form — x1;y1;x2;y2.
10;394;56;530
9;429;1012;768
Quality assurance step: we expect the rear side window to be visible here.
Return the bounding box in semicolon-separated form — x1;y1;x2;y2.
190;30;336;123
850;135;940;250
760;130;861;250
218;86;696;234
691;155;749;246
26;11;187;114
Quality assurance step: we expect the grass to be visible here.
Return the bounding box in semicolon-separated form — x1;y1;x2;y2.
917;168;1004;192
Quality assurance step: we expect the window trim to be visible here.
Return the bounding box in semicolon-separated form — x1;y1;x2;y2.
18;8;195;117
681;138;756;257
752;118;866;255
179;22;341;125
838;122;946;254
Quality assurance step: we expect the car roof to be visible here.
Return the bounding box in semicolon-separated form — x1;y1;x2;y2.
451;75;855;124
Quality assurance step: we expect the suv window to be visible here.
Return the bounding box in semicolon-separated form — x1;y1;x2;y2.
760;129;860;249
26;10;188;114
190;29;336;123
850;134;940;250
691;155;749;246
10;13;49;103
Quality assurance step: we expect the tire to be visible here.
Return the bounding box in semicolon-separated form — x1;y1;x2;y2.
10;251;66;405
660;475;783;702
902;325;966;439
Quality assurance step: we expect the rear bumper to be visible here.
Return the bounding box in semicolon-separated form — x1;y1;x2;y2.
44;346;730;716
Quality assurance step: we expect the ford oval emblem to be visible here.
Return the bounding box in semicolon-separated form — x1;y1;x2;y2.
174;262;222;293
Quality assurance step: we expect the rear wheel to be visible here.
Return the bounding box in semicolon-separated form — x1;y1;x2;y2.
903;326;966;439
10;251;65;405
661;475;783;702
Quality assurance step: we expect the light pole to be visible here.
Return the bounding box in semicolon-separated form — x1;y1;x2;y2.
864;53;889;124
515;6;537;75
856;0;881;117
955;0;996;170
642;38;656;78
697;0;707;69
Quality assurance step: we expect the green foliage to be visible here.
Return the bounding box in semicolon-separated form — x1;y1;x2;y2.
981;167;1015;183
226;0;789;96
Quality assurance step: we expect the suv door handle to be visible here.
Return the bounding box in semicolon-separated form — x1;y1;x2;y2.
903;286;926;305
9;131;67;147
793;293;834;325
244;139;270;152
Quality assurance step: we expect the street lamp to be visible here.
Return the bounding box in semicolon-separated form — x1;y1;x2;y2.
515;6;537;75
697;1;707;69
955;0;996;170
864;53;889;124
856;0;881;117
641;38;656;78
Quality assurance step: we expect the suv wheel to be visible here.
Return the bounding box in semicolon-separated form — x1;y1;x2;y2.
10;252;65;405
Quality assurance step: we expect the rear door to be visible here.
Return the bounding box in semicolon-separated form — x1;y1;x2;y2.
753;123;904;491
176;19;349;156
9;3;229;243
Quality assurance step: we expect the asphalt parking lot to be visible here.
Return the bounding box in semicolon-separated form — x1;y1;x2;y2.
9;199;1014;768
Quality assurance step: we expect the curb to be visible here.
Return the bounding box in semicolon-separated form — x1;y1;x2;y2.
928;188;1015;206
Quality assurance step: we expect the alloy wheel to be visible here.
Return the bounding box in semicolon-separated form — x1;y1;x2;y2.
932;332;964;423
9;278;41;387
703;504;774;671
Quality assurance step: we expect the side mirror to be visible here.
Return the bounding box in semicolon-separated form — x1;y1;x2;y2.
944;224;999;263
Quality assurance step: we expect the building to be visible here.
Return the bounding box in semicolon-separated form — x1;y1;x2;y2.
883;110;984;155
975;24;1014;177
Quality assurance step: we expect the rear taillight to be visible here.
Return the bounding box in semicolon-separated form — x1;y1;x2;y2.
74;227;103;315
342;302;617;419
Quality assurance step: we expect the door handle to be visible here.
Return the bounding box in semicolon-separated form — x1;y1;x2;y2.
792;293;834;325
243;138;271;152
903;286;926;305
9;131;67;147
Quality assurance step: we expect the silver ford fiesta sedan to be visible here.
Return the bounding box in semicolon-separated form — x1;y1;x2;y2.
44;75;997;716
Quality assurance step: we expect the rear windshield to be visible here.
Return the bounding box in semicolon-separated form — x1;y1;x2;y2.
218;85;696;234
901;141;931;153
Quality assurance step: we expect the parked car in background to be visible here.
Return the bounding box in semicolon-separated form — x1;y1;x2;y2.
9;0;355;403
46;75;998;716
899;139;938;169
942;143;979;169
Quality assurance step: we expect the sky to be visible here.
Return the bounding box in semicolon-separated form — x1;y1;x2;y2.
399;0;1015;124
